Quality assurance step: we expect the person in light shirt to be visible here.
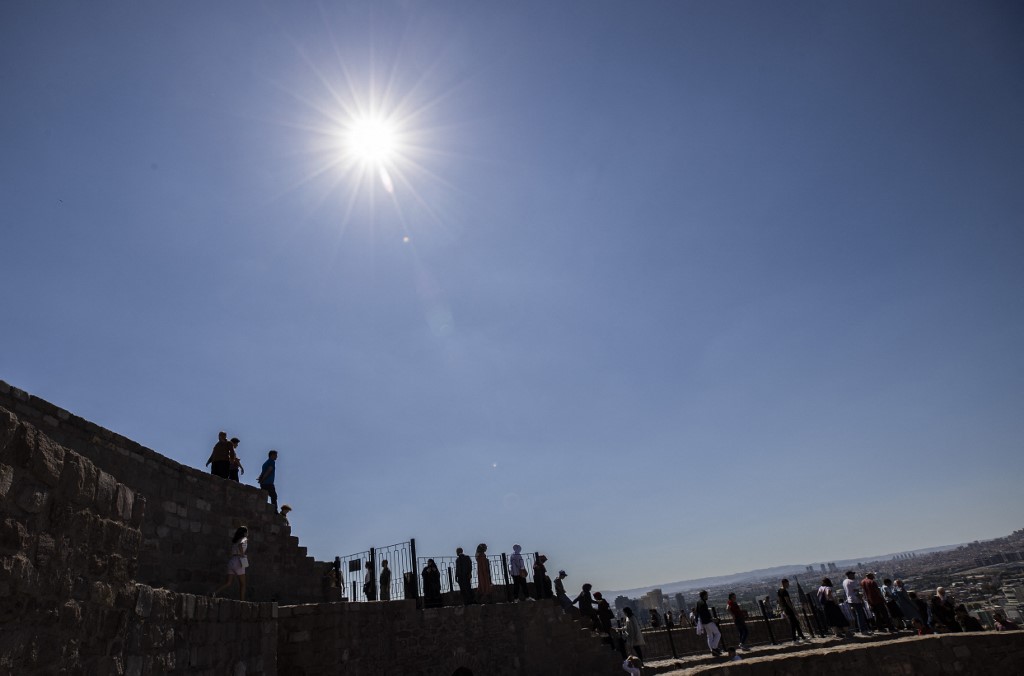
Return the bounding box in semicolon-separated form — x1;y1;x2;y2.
842;571;871;634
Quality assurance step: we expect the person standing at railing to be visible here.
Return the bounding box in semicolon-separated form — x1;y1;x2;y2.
695;590;722;657
534;554;551;599
422;559;443;608
455;547;475;605
842;571;871;635
379;560;392;601
475;544;492;602
509;544;528;602
363;560;377;601
727;593;750;649
777;579;807;643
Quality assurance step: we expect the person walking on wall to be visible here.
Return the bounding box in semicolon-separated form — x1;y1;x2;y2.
257;450;278;509
455;547;475;605
534;554;551;599
622;607;645;666
509;544;528;602
213;526;249;601
777;579;807;643
228;437;244;482
475;544;492;602
206;431;234;479
379;559;392;601
554;570;573;611
695;590;722;657
594;592;616;648
573;583;601;631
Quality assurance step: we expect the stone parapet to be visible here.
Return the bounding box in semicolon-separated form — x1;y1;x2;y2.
0;382;328;604
276;599;624;676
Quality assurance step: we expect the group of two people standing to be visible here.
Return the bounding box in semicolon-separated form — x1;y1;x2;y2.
205;431;280;509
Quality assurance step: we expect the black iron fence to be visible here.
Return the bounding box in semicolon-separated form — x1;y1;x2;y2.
334;541;546;603
334;539;418;602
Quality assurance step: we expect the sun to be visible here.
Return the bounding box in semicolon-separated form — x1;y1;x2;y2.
346;116;399;164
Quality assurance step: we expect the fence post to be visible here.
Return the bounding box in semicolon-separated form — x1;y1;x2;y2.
758;600;777;645
410;539;419;599
501;553;511;602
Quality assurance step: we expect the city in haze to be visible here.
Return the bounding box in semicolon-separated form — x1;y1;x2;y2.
2;0;1022;593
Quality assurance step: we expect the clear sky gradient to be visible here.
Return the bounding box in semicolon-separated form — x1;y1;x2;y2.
2;1;1022;592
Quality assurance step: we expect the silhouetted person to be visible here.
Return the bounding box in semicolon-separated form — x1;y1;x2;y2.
475;544;492;601
380;559;392;601
257;450;278;509
509;544;528;601
363;560;377;601
778;579;806;642
554;570;572;611
533;554;551;599
229;437;243;481
594;592;616;647
422;558;443;608
206;431;234;479
455;547;475;605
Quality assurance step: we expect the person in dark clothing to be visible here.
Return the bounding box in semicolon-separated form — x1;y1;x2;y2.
955;605;983;631
228;437;243;482
778;579;807;643
421;558;443;608
257;450;278;509
533;554;551;599
455;547;475;605
930;588;961;632
727;593;750;648
594;592;616;648
362;560;377;600
861;573;892;632
695;590;722;656
205;431;234;479
572;583;600;630
379;559;392;601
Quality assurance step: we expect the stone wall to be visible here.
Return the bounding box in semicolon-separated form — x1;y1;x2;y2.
0;381;327;604
0;403;276;675
687;632;1024;675
639;616;800;658
276;599;624;676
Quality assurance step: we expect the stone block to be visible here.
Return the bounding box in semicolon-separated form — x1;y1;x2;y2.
95;471;117;516
17;487;47;514
0;464;12;500
130;494;146;526
35;533;55;569
60;455;98;505
26;426;64;486
42;414;59;428
289;630;310;643
0;408;17;454
135;585;153;618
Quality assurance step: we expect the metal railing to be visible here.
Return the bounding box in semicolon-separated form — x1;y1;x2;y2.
334;539;418;602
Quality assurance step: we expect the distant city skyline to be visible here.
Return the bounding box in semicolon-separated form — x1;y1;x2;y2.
2;1;1023;591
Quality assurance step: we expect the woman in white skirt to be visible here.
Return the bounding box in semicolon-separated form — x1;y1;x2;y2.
213;526;249;601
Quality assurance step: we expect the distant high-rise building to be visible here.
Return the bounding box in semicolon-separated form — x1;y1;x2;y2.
820;564;827;573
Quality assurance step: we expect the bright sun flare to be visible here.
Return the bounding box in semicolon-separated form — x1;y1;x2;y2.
346;117;398;164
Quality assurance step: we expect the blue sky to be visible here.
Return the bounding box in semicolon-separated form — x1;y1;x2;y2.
2;1;1022;591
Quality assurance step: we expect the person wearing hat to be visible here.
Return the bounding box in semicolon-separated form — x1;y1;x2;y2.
554;570;573;611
